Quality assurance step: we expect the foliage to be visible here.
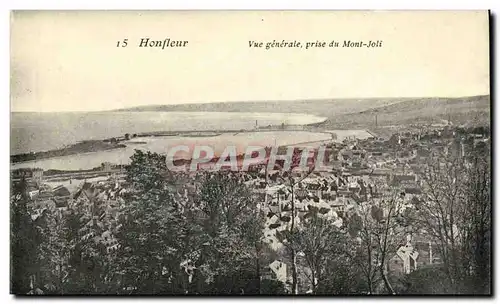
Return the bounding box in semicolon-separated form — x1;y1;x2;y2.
415;147;491;294
398;267;454;294
10;143;491;295
10;178;42;294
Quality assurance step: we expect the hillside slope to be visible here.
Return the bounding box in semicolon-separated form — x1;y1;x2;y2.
324;95;490;128
115;95;490;128
115;98;408;117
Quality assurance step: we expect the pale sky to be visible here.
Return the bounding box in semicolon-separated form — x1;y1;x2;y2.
11;10;490;112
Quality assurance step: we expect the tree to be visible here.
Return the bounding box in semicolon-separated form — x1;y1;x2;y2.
10;178;42;294
290;211;346;293
346;211;379;294
418;152;466;291
115;150;187;294
400;266;453;294
346;184;415;295
191;172;265;294
315;252;368;295
33;206;68;294
461;152;491;294
63;194;118;294
414;144;491;294
113;151;268;294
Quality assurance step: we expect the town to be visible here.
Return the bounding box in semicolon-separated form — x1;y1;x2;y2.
11;123;491;295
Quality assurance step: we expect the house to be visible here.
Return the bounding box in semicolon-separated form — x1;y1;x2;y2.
389;174;417;187
33;199;56;210
268;260;288;285
388;236;441;276
25;180;40;199
27;188;40;200
52;197;69;208
32;168;44;186
403;185;422;195
388;241;419;275
53;185;71;197
36;191;54;201
73;182;97;200
330;200;346;213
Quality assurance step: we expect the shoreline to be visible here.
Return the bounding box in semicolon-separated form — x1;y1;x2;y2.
11;118;330;164
11;140;127;164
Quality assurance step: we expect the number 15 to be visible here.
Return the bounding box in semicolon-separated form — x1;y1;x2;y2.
117;39;128;47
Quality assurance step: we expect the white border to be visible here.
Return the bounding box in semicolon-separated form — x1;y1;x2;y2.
1;1;498;303
2;0;498;10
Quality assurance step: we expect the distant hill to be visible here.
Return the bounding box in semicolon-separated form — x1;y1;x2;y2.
115;95;490;128
325;95;490;128
115;98;410;117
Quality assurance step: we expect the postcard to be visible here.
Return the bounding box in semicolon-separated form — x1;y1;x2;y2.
10;10;491;295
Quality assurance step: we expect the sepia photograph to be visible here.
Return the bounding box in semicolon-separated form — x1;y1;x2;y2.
9;10;491;295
